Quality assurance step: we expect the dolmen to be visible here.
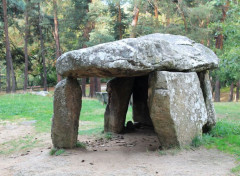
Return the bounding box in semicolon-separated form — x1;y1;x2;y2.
51;33;218;149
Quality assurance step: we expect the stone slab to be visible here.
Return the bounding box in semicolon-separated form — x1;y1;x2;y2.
51;77;82;148
56;33;219;78
148;71;208;148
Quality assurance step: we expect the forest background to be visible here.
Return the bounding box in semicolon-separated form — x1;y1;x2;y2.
0;0;239;102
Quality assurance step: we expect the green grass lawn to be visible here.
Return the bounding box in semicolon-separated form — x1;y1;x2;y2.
0;93;239;173
201;102;240;174
0;93;132;133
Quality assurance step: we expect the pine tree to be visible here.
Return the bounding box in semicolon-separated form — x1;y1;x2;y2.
2;0;16;93
38;2;47;91
23;0;29;91
53;0;61;82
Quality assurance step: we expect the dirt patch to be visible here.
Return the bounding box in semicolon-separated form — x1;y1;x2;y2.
0;122;237;176
0;120;35;144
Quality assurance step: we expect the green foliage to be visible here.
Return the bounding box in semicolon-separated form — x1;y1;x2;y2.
76;142;86;149
50;148;65;156
210;120;240;137
87;0;115;46
104;132;112;140
49;148;57;155
0;0;25;22
231;165;240;174
210;1;240;85
60;0;90;50
191;136;203;148
55;149;65;156
108;1;130;39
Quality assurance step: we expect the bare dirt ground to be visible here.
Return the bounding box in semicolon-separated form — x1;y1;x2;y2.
0;121;237;176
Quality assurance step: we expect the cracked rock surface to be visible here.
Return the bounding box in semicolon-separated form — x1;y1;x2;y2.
56;33;219;78
148;71;208;148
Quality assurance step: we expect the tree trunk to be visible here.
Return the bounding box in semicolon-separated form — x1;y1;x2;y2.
214;2;230;99
117;3;123;39
215;34;224;50
130;6;139;38
154;0;158;19
95;77;101;92
9;55;16;92
40;72;44;86
89;77;100;97
89;77;95;98
210;75;214;95
53;0;62;82
215;1;230;50
236;80;239;102
222;1;230;21
14;75;17;90
81;78;86;97
81;1;93;96
228;82;234;102
207;39;210;47
2;0;16;93
176;0;188;32
83;0;94;48
24;0;29;91
97;78;101;92
154;0;159;26
38;3;47;91
166;16;170;26
214;79;220;102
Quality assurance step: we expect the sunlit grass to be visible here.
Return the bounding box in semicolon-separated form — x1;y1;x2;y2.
0;135;41;155
203;103;240;175
0;93;132;134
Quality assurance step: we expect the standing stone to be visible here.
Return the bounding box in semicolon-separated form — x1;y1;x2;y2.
148;71;208;148
132;75;152;126
104;77;134;133
198;71;216;132
51;77;82;148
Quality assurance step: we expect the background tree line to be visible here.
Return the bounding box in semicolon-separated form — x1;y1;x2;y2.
0;0;239;101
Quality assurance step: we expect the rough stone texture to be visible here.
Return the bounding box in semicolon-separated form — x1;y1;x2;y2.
132;75;152;126
148;71;208;148
198;71;216;132
51;77;82;148
56;33;219;78
104;77;134;133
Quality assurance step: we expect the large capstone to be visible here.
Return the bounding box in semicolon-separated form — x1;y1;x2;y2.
51;77;82;148
148;71;208;148
56;33;218;78
198;71;216;132
104;77;134;133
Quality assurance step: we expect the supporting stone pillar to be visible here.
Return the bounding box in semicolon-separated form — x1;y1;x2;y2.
104;77;134;133
148;71;208;148
51;77;82;148
132;75;152;126
198;71;216;133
